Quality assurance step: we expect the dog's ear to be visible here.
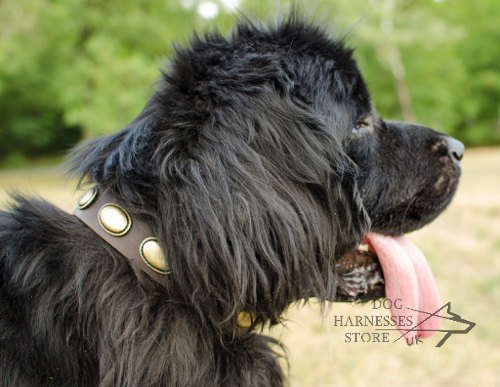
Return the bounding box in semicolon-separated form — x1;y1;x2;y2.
154;86;370;327
67;100;161;207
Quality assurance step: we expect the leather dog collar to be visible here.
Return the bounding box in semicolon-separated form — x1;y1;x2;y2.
73;187;171;288
74;187;256;330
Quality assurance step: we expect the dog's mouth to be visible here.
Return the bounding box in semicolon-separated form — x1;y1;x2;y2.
335;232;442;339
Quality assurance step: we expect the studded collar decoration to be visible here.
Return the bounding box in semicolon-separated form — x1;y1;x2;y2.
73;187;171;288
74;187;260;330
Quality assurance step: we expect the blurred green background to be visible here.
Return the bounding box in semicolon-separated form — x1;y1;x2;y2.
1;0;500;167
0;1;499;386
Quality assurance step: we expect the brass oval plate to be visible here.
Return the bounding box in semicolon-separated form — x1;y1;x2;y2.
98;203;132;237
140;237;170;274
78;187;98;210
237;311;253;328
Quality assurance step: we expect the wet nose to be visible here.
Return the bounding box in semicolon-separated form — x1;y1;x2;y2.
445;137;464;162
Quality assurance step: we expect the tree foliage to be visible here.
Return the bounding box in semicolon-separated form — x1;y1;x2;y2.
0;0;498;165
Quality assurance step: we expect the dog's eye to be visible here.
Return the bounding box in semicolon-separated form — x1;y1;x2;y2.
352;118;370;134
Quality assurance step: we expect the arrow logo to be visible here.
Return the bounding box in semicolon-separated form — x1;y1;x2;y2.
376;302;476;347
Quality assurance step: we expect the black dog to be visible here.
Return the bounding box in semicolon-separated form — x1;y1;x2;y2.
0;16;463;386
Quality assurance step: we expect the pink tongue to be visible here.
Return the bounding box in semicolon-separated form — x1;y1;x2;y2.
366;232;442;342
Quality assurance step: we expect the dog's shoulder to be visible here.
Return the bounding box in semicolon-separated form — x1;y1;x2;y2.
0;196;87;284
0;195;75;238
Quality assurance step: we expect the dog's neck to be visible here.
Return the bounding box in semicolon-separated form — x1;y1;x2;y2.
73;186;257;330
73;187;172;287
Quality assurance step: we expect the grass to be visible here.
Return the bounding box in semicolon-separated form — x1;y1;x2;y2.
1;148;499;386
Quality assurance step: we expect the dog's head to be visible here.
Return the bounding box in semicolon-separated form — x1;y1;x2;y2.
70;16;462;331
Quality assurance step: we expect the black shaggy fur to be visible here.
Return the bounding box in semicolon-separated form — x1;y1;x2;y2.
0;15;462;386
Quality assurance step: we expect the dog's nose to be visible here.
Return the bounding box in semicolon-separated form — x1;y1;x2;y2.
445;137;464;162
